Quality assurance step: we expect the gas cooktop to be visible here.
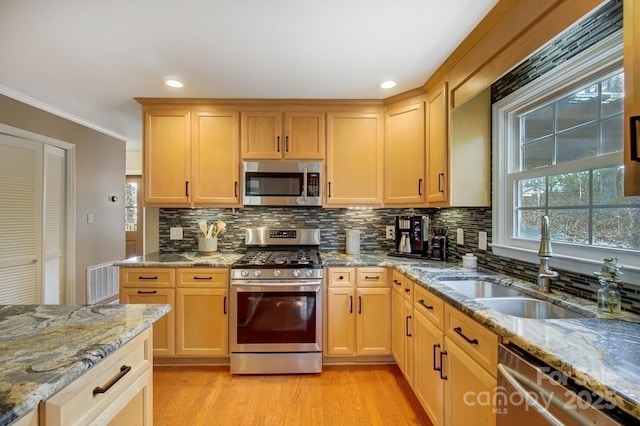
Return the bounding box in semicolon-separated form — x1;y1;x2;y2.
233;249;322;269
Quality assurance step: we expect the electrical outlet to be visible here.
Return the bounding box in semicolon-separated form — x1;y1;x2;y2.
478;231;487;250
386;226;395;240
170;227;183;240
456;228;464;245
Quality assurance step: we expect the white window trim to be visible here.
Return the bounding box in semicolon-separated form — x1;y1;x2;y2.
492;31;640;285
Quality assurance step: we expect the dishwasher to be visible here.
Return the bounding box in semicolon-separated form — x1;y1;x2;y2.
497;344;639;425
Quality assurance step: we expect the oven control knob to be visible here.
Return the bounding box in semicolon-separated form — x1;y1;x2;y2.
273;269;281;277
304;269;314;278
292;269;301;277
253;270;262;277
241;270;249;278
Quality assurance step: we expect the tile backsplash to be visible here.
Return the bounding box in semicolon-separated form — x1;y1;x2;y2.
159;206;639;314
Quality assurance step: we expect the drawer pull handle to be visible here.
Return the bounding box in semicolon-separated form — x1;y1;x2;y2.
93;365;131;396
404;288;410;293
453;326;478;345
138;276;158;280
194;276;213;280
439;351;448;380
339;275;344;280
405;315;412;337
358;296;362;314
137;290;157;294
223;296;228;315
418;299;434;310
349;295;353;314
393;279;401;286
365;275;379;280
433;343;441;372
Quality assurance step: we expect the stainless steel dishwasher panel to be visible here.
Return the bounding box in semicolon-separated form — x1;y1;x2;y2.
497;344;636;426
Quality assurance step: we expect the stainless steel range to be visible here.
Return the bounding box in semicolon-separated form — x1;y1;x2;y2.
230;228;323;374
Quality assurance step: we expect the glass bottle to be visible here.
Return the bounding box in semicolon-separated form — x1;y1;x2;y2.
597;279;621;314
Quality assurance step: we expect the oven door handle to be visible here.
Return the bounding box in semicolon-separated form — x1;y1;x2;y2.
232;280;323;287
497;364;565;426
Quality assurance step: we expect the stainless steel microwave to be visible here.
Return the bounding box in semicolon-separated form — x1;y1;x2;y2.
242;161;322;206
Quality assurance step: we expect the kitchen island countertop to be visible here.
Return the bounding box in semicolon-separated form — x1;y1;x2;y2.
0;303;170;426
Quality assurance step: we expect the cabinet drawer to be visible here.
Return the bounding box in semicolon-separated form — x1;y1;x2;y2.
121;268;175;288
391;270;404;293
356;267;388;287
444;304;497;375
328;268;355;287
42;328;152;426
414;285;444;330
177;268;228;288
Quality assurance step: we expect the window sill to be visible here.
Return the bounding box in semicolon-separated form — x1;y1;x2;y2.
491;243;640;286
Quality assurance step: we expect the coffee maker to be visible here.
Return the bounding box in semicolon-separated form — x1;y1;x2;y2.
429;227;448;260
394;216;429;256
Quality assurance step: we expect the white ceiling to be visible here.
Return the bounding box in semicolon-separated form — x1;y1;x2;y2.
0;0;498;152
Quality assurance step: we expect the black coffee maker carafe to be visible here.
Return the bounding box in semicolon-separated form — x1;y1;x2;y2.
430;227;447;260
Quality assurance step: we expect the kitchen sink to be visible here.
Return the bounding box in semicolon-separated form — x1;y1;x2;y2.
439;280;524;299
477;297;588;319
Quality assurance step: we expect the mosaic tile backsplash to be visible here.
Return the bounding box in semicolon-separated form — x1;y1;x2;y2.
159;206;640;314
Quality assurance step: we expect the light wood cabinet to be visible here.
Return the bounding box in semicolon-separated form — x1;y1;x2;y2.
143;109;191;205
175;268;229;357
142;107;241;207
384;99;426;206
414;309;445;426
41;328;153;426
426;82;449;204
441;304;497;426
120;267;229;359
191;110;240;205
391;271;413;386
624;0;640;196
326;111;384;206
240;111;325;160
120;268;175;358
325;267;391;357
443;336;496;426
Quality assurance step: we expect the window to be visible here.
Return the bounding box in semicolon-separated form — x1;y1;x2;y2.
493;32;640;280
125;181;138;232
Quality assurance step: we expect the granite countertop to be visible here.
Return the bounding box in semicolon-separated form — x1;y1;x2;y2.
114;251;243;267
117;251;640;419
0;304;171;426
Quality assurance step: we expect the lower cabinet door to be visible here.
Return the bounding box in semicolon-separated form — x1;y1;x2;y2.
120;288;175;357
326;287;356;356
444;336;496;426
356;287;391;356
175;287;228;356
391;289;406;369
414;310;445;426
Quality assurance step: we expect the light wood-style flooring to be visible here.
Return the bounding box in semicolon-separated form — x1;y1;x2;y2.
153;364;432;425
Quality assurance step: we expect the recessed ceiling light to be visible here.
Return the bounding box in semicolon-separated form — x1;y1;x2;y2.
380;80;397;89
164;79;184;88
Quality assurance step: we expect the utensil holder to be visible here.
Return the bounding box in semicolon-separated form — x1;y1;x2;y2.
198;237;217;253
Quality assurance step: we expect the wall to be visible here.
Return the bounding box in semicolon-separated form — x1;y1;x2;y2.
0;94;126;303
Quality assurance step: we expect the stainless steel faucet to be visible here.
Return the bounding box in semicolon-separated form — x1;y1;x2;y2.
537;215;559;293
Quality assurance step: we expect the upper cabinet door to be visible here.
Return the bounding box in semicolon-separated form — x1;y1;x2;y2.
326;111;384;207
426;83;449;204
144;109;191;205
384;100;426;206
284;112;325;159
240;111;283;159
624;0;640;196
191;110;241;206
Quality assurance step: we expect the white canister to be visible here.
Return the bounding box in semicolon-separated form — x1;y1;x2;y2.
462;253;477;269
198;237;218;253
345;229;364;255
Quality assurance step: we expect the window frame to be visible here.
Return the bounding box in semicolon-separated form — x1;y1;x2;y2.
492;31;640;283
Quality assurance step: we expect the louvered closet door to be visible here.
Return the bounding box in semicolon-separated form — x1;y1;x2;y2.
43;145;66;303
0;134;42;304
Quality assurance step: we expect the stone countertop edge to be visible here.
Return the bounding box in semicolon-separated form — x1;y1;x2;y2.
0;304;171;426
117;251;640;420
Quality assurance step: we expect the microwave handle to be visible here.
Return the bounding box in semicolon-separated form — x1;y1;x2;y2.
302;168;308;201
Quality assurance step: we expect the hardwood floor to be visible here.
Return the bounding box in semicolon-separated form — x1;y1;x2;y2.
153;364;432;425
